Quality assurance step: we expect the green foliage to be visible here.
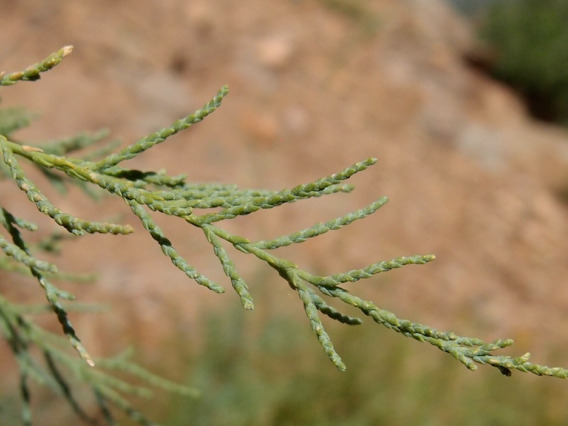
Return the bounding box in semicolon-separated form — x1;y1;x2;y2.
1;46;568;425
167;306;568;426
319;0;381;36
478;0;568;124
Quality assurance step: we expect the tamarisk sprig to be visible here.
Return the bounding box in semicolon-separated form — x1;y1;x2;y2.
1;47;199;425
3;77;568;379
0;46;73;86
3;45;568;426
0;295;197;426
90;85;229;170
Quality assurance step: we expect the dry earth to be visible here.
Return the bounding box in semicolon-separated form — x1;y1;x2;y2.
2;0;568;390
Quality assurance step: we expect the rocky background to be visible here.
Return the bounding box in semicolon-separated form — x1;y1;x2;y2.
1;0;568;418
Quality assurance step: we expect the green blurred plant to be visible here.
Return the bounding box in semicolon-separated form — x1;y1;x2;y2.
319;0;381;37
1;46;567;425
167;306;568;426
479;0;568;124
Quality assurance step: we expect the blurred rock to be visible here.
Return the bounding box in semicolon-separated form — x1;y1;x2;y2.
256;34;295;69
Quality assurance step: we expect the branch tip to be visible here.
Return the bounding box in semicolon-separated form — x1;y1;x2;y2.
62;45;74;57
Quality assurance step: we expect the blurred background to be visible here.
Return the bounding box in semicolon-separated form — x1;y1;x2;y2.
1;0;568;424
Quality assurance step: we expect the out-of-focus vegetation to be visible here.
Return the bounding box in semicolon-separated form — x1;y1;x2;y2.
475;0;568;125
162;305;568;426
447;0;495;16
319;0;381;36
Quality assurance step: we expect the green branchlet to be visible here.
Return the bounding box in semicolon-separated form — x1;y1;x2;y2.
0;295;196;426
0;46;73;86
2;46;568;425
